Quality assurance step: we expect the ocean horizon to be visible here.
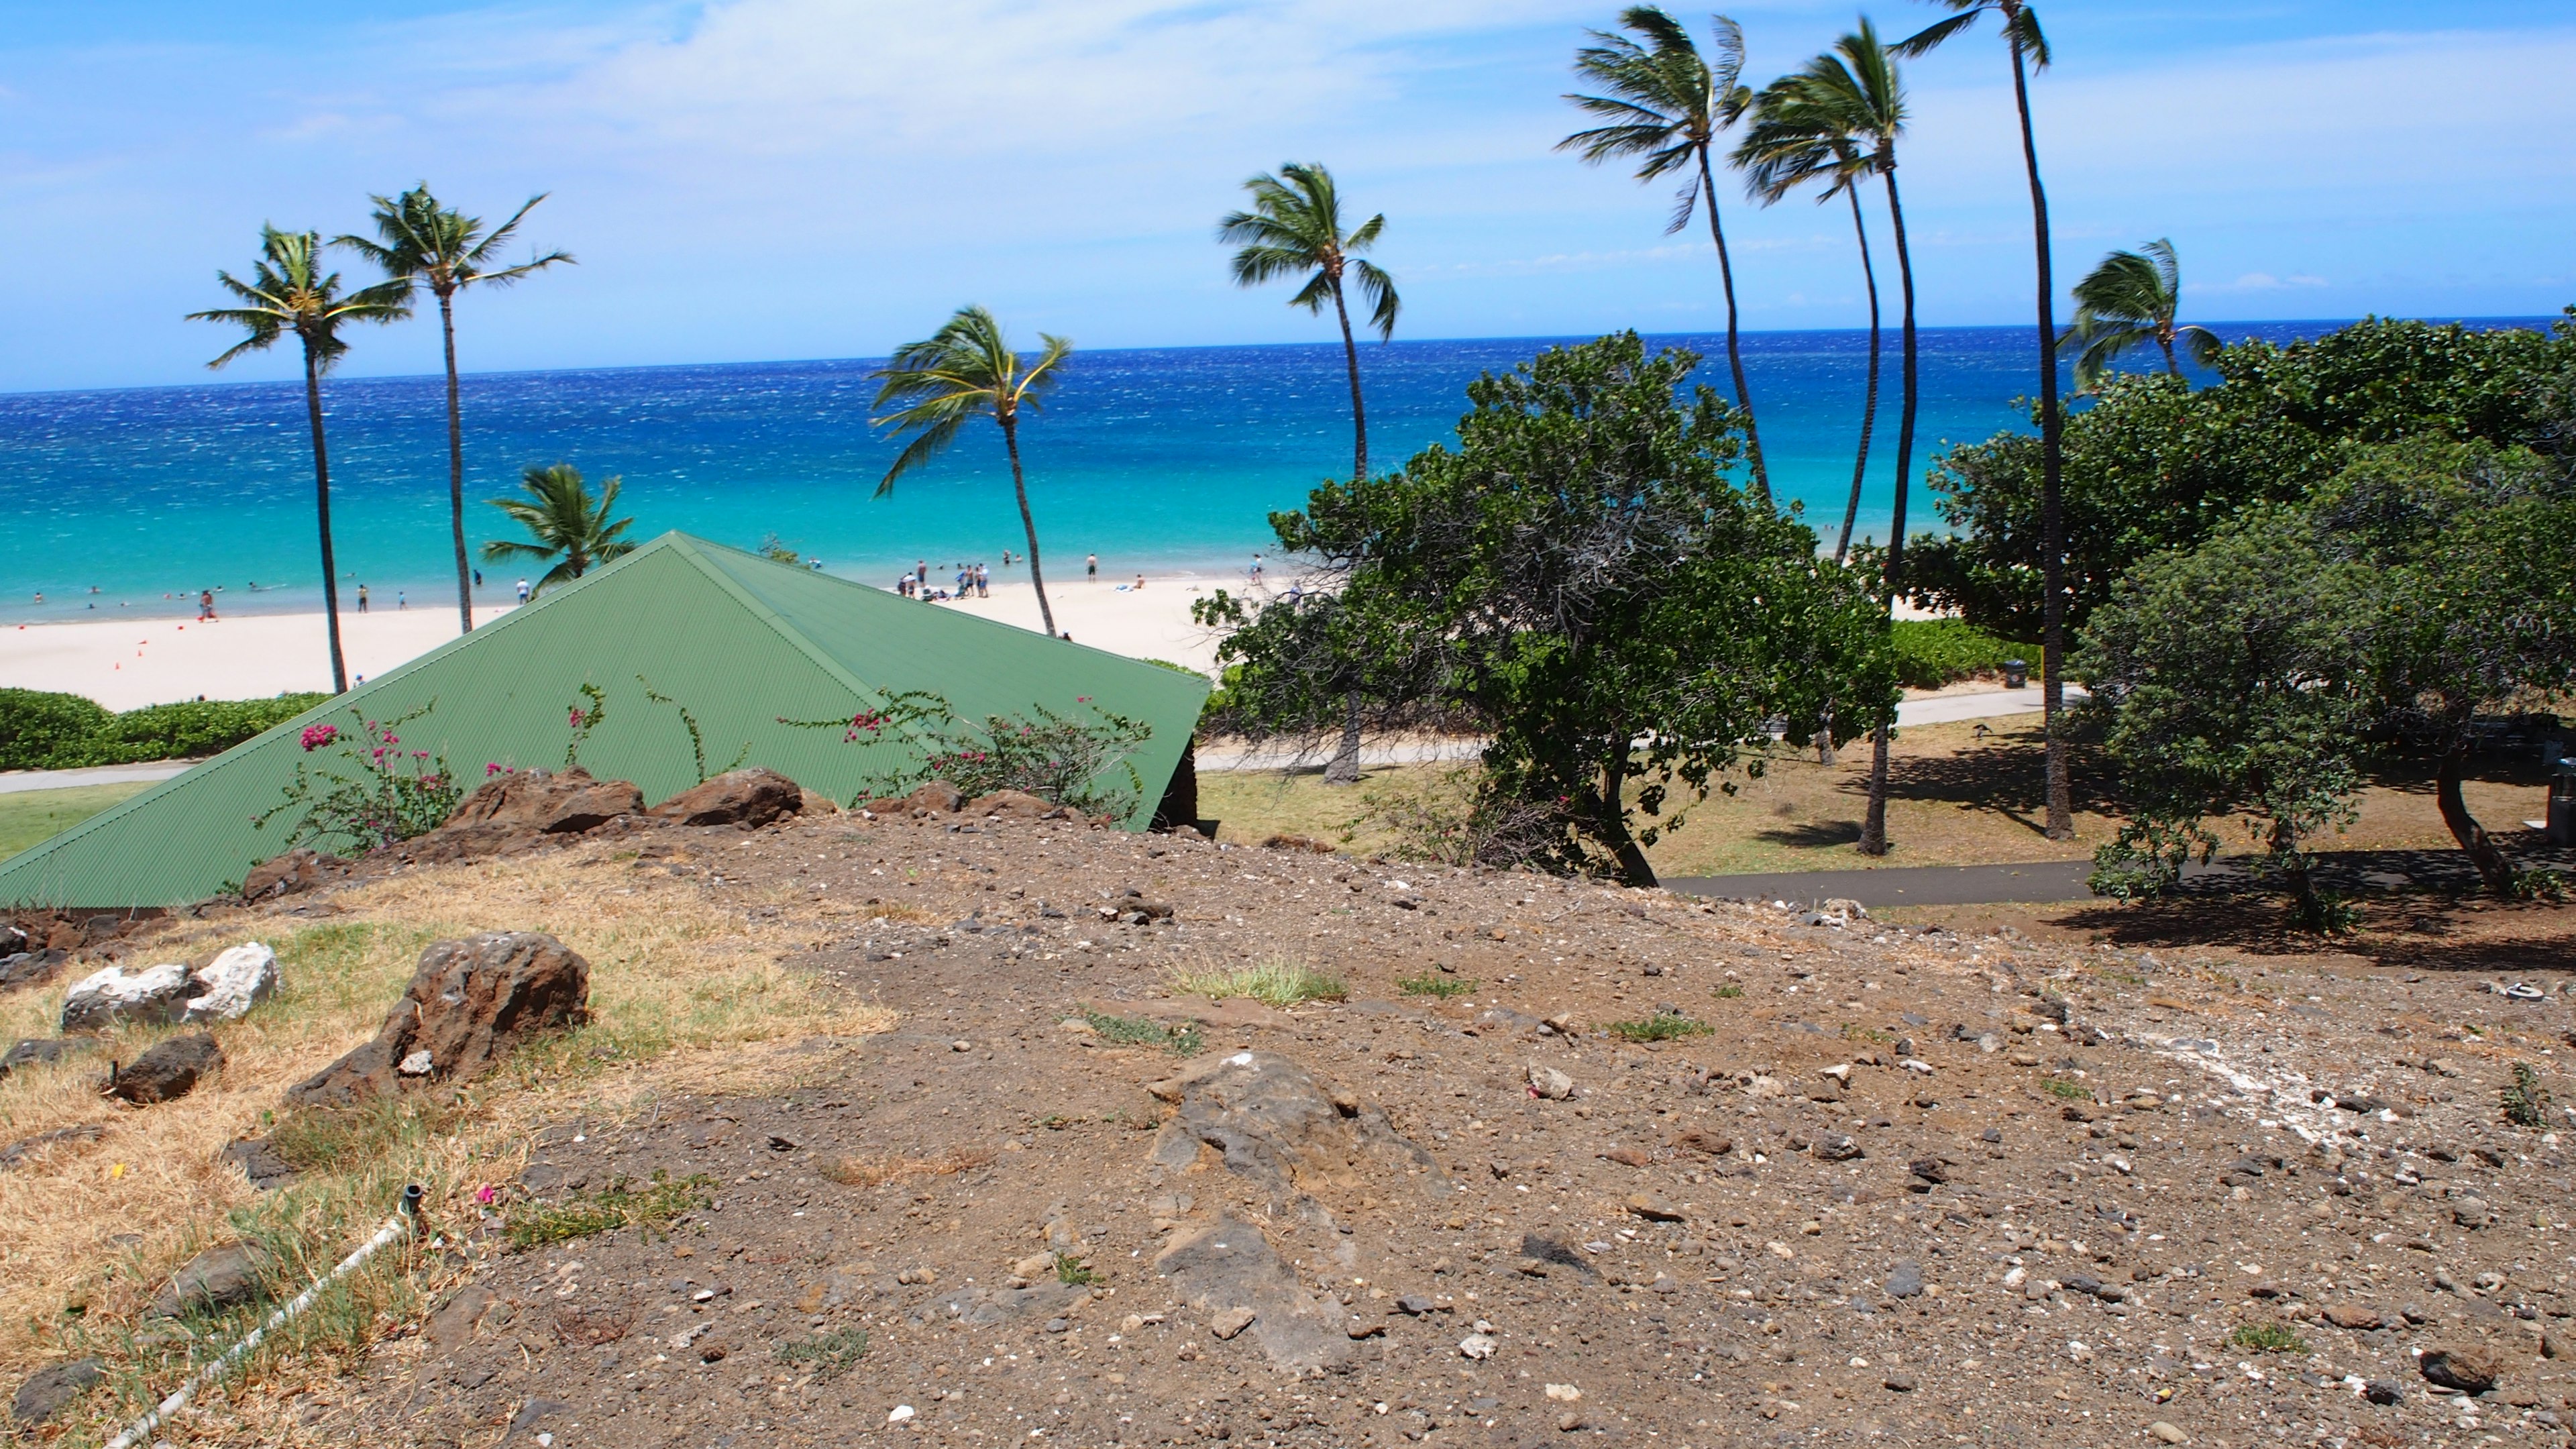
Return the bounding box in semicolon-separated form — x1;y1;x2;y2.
0;316;2554;628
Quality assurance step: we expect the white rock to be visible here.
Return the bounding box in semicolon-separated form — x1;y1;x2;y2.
182;943;277;1024
1526;1065;1576;1100
1458;1334;1497;1360
60;961;192;1032
398;1049;435;1076
888;1405;915;1424
1544;1384;1582;1402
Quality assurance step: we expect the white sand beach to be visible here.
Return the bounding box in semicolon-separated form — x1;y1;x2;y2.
0;575;1242;710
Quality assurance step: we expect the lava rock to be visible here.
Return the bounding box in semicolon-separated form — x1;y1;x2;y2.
1146;1049;1448;1202
967;790;1060;819
219;1135;297;1190
650;767;808;828
0;949;70;991
109;1032;223;1104
286;931;589;1107
1813;1133;1864;1162
1885;1260;1925;1299
2418;1344;2506;1394
0;1036;87;1079
1156;1214;1351;1374
148;1241;273;1319
11;1359;100;1425
239;849;347;901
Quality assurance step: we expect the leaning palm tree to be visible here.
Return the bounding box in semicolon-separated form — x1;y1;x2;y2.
480;463;636;597
1740;19;1915;855
189;226;411;694
1218;163;1399;483
1896;0;2072;841
870;307;1073;637
1735;101;1880;564
2063;238;2220;388
1562;7;1770;502
339;186;572;635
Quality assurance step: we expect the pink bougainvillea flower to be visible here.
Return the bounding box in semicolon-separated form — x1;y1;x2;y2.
300;724;339;751
474;1184;498;1206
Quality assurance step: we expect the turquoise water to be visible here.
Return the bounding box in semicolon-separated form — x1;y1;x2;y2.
0;320;2548;623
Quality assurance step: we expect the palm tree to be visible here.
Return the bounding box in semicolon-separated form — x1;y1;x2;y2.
189;227;411;694
2063;238;2220;388
1562;7;1771;502
1896;0;2072;841
870;307;1073;637
339;186;572;635
1739;19;1915;855
480;464;636;597
1735;99;1880;564
1218;163;1399;483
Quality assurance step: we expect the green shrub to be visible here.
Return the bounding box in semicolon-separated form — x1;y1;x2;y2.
775;1325;869;1378
2230;1322;2307;1354
2504;1061;2552;1128
1609;1010;1713;1042
1398;972;1475;998
0;688;323;770
1889;620;2037;690
1168;959;1348;1007
0;689;113;770
505;1170;715;1250
1079;1010;1203;1055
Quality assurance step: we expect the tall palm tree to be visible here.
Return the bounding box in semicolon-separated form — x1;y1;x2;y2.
480;463;636;597
1740;19;1915;855
189;227;411;694
870;306;1073;637
339;186;572;635
1896;0;2072;840
2063;238;2220;388
1735;101;1880;564
1218;162;1399;483
1562;7;1771;502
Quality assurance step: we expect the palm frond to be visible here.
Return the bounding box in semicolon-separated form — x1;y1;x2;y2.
1703;13;1746;95
2007;6;2051;69
1352;260;1400;342
2176;324;2224;371
1890;9;1980;58
874;413;968;497
1286;270;1336;315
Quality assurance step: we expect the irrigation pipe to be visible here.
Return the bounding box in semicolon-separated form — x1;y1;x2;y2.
106;1185;421;1449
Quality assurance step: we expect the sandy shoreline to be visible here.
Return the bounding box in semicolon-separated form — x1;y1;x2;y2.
0;577;1237;710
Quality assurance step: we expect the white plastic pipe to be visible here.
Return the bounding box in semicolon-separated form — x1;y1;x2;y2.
106;1189;419;1449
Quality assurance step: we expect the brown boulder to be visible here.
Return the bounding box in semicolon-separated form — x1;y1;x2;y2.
2324;1305;2384;1330
286;932;589;1108
906;781;965;813
108;1032;223;1104
649;767;806;828
2419;1344;2507;1394
401;769;644;863
239;849;348;901
967;790;1057;818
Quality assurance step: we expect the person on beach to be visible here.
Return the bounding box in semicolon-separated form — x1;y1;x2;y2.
1087;553;1098;582
473;569;483;588
916;560;928;587
1249;553;1263;584
515;578;531;603
1134;574;1146;590
396;590;406;610
357;584;369;612
197;590;216;621
976;564;990;597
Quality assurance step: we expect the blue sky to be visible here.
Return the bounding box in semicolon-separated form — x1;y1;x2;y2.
0;0;2568;392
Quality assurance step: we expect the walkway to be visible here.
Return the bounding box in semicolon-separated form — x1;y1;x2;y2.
0;760;193;796
1664;844;2576;910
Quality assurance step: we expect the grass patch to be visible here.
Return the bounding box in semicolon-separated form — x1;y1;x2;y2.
2504;1061;2552;1128
1168;958;1348;1008
2230;1322;2308;1354
2042;1078;2092;1100
775;1324;871;1378
1055;1252;1098;1287
1712;983;1743;999
0;782;152;861
1081;1010;1203;1055
1840;1022;1892;1044
506;1170;715;1251
1397;972;1476;998
1608;1010;1713;1042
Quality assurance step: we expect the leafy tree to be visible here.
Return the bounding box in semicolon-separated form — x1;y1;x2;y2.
1910;315;2576;637
869;306;1072;637
1216;162;1399;484
2063;238;2219;388
2311;439;2576;896
339;186;572;633
2077;517;2377;926
1736;19;1918;853
1562;7;1770;502
1735;74;1879;564
1896;0;2072;839
481;463;636;596
191;227;411;694
1208;333;1896;887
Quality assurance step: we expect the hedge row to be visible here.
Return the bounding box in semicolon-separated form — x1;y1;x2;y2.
0;689;329;771
1889;619;2039;692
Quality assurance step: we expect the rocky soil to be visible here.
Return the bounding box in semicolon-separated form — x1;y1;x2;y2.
272;804;2576;1448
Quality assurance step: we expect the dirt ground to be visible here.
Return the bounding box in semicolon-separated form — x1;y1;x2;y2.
19;802;2556;1448
1197;720;2560;881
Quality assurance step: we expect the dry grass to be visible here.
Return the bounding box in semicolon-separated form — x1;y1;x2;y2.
1167;957;1348;1007
0;840;893;1437
819;1146;996;1189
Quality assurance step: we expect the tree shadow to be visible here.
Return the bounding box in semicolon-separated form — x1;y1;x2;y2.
1754;821;1863;850
1835;734;2122;839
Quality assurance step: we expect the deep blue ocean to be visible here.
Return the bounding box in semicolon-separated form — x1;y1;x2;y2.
0;319;2551;623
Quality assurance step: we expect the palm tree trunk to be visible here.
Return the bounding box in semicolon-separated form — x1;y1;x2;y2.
303;344;350;695
1835;185;1882;566
1695;150;1769;504
1330;282;1368;480
2158;336;2180;376
2012;41;2074;843
1860;160;1919;858
1000;415;1057;638
439;289;474;633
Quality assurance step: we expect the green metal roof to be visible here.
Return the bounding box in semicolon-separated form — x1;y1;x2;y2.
0;533;1208;909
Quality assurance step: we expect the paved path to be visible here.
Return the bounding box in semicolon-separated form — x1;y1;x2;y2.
1666;843;2576;910
0;760;193;796
1198;686;2080;774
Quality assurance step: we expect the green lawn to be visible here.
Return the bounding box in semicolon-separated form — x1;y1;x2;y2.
0;783;152;862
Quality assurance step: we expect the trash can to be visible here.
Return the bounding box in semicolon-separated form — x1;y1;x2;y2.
2552;763;2576;848
2002;658;2029;689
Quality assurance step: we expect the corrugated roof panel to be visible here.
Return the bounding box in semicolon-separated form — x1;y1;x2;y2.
0;533;1207;909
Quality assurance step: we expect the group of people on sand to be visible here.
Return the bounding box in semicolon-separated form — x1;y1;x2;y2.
896;558;995;601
